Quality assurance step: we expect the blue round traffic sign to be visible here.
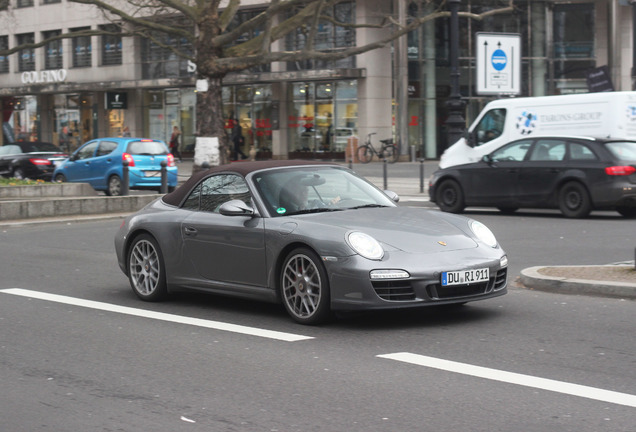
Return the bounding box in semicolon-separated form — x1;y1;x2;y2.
491;49;507;71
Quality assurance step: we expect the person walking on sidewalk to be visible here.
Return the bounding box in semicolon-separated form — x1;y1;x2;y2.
169;126;183;162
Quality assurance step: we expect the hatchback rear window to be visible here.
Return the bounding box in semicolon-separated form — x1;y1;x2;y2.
605;142;636;161
127;140;168;155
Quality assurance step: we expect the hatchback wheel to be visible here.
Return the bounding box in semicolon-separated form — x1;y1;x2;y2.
280;248;331;325
54;173;66;183
558;181;591;218
436;179;465;213
128;234;167;301
107;175;123;196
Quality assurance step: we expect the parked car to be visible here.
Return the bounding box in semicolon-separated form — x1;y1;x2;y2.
53;137;178;196
0;141;67;180
114;160;508;325
429;136;636;218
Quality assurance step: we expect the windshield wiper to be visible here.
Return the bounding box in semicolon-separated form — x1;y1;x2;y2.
290;207;344;215
350;204;389;210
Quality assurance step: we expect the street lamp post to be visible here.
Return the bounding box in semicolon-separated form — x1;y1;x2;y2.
445;0;466;148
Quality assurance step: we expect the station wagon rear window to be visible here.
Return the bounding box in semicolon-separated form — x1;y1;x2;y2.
605;142;636;161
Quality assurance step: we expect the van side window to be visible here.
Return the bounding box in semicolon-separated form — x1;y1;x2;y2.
474;109;506;147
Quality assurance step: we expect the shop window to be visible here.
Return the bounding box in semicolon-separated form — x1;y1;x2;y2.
72;27;92;68
16;33;35;72
42;0;61;4
0;36;8;73
17;0;33;7
43;30;63;70
288;80;357;157
286;1;355;71
100;24;122;66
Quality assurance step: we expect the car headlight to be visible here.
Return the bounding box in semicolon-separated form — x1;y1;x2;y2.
470;220;498;248
347;232;384;260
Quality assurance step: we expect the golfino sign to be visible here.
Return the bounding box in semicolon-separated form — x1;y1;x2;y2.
21;69;68;84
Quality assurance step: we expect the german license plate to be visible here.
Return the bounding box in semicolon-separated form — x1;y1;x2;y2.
441;268;489;286
144;170;160;177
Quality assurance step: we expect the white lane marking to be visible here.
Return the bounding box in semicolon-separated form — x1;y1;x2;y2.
378;352;636;408
1;288;313;342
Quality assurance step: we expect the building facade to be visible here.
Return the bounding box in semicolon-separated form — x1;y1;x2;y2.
1;0;634;160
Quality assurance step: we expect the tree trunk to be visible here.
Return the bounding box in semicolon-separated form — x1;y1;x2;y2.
194;76;229;170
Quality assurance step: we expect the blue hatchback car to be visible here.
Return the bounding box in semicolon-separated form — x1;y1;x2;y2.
53;137;178;196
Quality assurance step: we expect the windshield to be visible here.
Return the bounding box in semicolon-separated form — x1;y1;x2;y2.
127;140;168;155
252;166;397;217
605;141;636;161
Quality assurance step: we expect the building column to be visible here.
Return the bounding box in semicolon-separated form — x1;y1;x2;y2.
356;0;393;148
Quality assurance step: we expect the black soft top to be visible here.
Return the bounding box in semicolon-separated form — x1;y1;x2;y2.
162;159;338;207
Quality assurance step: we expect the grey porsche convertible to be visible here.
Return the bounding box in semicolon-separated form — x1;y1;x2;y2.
115;160;508;324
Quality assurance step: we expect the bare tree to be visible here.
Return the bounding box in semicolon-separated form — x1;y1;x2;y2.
1;0;513;166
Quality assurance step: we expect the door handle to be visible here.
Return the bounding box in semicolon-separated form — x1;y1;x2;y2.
184;226;198;236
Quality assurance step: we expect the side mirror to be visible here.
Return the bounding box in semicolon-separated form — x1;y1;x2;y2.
219;199;255;217
482;154;493;164
467;131;477;148
383;190;400;203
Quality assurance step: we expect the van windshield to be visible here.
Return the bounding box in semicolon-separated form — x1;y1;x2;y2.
605;141;636;162
474;108;506;147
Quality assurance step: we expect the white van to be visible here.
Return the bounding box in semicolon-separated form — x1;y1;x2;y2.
439;91;636;168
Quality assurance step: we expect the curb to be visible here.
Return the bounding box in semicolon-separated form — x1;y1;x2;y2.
519;266;636;300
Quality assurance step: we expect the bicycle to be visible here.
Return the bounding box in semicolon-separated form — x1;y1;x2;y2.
356;132;399;164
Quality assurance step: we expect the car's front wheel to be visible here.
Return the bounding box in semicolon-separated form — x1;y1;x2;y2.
127;234;167;301
280;248;331;325
106;175;123;196
54;173;66;183
436;179;465;213
558;181;591;218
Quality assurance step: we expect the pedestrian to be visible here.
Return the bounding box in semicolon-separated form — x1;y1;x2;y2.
122;126;131;137
169;125;183;162
231;120;247;161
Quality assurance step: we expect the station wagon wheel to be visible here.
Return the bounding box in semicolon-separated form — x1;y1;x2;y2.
558;181;591;218
54;173;66;183
280;248;331;325
436;179;465;213
107;175;122;196
127;234;167;301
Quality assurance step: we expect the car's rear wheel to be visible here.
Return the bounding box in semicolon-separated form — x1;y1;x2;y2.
616;206;636;218
54;173;66;183
106;175;123;196
436;179;465;213
12;168;26;180
128;234;167;301
558;181;591;218
280;248;331;325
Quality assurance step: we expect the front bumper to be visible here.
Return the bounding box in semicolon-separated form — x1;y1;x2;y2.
326;248;508;311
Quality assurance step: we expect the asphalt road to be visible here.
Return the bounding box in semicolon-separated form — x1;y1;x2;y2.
1;213;635;431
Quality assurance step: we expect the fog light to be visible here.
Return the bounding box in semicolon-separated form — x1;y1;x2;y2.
370;269;410;280
500;255;508;268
